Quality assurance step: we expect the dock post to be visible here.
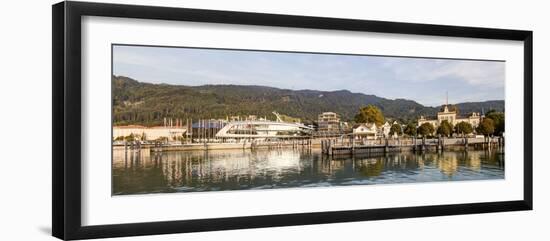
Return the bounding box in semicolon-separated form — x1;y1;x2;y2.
350;136;355;155
421;137;426;152
328;140;333;156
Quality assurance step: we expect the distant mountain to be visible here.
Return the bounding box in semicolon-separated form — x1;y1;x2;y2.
112;76;504;126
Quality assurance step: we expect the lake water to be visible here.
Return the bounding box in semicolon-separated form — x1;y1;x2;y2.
112;148;504;195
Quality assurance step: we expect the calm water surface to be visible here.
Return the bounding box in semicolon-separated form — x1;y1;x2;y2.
112;148;504;195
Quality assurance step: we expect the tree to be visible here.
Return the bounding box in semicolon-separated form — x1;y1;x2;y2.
476;118;495;136
389;123;402;136
455;121;473;136
418;123;435;137
124;133;136;142
437;120;454;137
354;105;384;126
404;123;417;137
485;110;505;136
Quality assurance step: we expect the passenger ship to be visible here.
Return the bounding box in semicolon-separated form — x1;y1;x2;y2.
215;112;312;139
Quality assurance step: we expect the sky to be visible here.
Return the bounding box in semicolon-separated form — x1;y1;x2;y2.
113;45;505;107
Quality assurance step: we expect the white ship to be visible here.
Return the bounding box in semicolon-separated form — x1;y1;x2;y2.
215;112;312;139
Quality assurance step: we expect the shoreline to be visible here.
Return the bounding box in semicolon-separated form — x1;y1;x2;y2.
114;136;504;154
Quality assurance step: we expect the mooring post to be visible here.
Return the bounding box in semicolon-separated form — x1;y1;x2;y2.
350;136;355;154
422;137;426;152
328;140;333;156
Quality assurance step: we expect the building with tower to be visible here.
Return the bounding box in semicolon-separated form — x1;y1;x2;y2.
417;93;483;128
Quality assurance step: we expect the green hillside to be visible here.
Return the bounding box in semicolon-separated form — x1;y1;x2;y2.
112;76;504;126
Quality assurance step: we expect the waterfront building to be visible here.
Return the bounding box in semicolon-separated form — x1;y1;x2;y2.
418;105;482;128
215;120;313;139
191;119;227;141
352;123;377;140
317;112;341;132
378;121;395;138
113;125;186;141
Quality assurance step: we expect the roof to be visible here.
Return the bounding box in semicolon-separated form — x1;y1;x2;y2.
352;123;376;129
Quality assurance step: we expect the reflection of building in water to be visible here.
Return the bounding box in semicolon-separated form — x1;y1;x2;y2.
437;153;459;176
436;151;485;176
355;159;384;177
438;156;458;176
112;148;504;194
159;149;305;186
353;153;424;178
112;149;153;169
465;151;481;171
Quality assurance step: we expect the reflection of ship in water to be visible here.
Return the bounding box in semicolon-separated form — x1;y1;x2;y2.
112;148;505;194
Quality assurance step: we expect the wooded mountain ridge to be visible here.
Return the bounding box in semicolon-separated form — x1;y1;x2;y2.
113;76;504;126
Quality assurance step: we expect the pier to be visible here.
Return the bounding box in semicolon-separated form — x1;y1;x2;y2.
321;136;504;156
143;138;314;153
117;135;504;155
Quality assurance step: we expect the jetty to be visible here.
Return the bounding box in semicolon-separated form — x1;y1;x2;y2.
145;139;314;153
321;136;504;156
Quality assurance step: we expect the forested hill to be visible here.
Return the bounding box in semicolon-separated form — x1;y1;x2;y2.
113;76;505;126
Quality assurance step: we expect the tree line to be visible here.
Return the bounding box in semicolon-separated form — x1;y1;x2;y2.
112;75;505;126
355;105;505;138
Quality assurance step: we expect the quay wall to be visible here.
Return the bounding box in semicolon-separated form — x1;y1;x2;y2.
114;136;503;153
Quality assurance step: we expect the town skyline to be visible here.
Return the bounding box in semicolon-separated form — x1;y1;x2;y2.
113;45;505;107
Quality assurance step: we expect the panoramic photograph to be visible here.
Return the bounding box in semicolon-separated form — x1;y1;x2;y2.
111;44;505;195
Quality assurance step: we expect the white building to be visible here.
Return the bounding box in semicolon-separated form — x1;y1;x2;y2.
379;121;397;138
113;125;186;141
317;112;341;132
418;105;482;128
215;120;312;139
352;123;377;140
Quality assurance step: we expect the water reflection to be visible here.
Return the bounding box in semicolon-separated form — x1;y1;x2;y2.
112;148;504;195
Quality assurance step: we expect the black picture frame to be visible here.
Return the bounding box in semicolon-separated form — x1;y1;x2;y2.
52;1;533;240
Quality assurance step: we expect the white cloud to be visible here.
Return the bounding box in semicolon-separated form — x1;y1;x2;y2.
383;58;505;88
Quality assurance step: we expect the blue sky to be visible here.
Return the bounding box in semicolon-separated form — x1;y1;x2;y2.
113;45;505;107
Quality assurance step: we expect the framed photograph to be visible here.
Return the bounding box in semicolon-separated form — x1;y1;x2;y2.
52;1;533;240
